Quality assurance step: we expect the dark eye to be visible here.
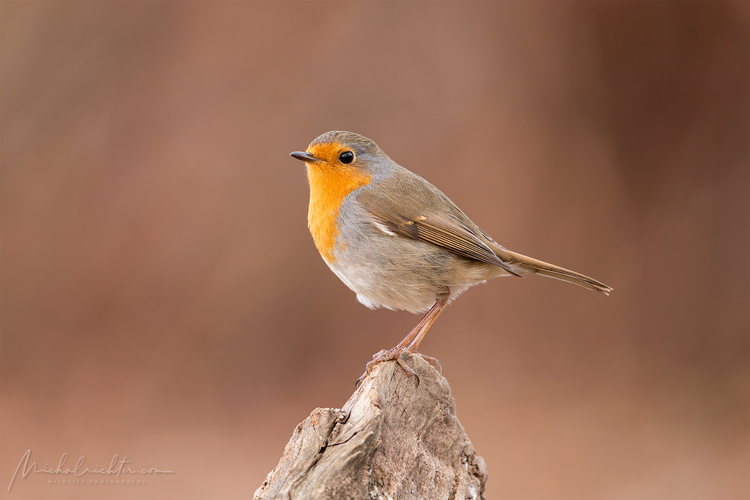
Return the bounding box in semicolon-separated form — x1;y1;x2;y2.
339;151;354;164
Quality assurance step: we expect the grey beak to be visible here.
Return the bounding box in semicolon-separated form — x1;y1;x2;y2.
290;151;323;163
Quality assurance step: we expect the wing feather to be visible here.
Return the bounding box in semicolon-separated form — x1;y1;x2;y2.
365;205;522;277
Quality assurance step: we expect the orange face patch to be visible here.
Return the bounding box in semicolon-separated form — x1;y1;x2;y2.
306;142;371;264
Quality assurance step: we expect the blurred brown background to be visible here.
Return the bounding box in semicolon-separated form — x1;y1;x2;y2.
1;2;747;499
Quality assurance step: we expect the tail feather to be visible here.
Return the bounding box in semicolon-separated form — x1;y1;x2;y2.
494;248;612;295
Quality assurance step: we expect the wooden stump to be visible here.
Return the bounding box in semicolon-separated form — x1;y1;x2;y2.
253;352;488;500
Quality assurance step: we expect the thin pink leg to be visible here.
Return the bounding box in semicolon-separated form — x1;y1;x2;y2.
356;295;449;386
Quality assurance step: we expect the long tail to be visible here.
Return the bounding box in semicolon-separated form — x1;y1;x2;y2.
493;247;613;295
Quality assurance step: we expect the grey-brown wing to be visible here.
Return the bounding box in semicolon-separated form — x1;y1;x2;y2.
362;198;522;278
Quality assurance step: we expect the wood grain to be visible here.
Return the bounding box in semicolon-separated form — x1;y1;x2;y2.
254;353;487;500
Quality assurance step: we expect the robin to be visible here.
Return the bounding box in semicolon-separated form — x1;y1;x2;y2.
290;131;611;384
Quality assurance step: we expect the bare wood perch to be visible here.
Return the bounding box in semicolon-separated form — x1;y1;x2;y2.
253;352;487;500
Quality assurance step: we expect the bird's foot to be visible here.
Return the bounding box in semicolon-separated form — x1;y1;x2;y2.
355;347;443;387
356;346;416;386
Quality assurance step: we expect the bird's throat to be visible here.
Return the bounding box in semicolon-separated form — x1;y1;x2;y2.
307;164;371;264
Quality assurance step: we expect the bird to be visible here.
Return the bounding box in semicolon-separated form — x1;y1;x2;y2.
290;131;611;384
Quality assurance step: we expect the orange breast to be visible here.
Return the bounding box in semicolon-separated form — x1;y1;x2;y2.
306;155;371;264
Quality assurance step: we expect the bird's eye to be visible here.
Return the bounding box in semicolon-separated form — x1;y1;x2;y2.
339;151;354;164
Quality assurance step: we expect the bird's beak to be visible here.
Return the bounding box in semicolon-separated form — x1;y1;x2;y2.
290;151;323;164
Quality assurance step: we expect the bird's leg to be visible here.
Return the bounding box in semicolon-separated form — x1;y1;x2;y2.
404;296;448;373
405;296;448;352
356;294;449;386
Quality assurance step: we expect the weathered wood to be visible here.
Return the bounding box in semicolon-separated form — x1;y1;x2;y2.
253;352;487;500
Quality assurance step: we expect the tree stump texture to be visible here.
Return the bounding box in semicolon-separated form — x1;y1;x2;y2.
253;352;488;500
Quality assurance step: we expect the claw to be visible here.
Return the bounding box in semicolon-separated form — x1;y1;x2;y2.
396;352;420;387
416;353;443;374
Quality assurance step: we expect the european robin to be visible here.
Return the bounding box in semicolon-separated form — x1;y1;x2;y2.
291;131;612;384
